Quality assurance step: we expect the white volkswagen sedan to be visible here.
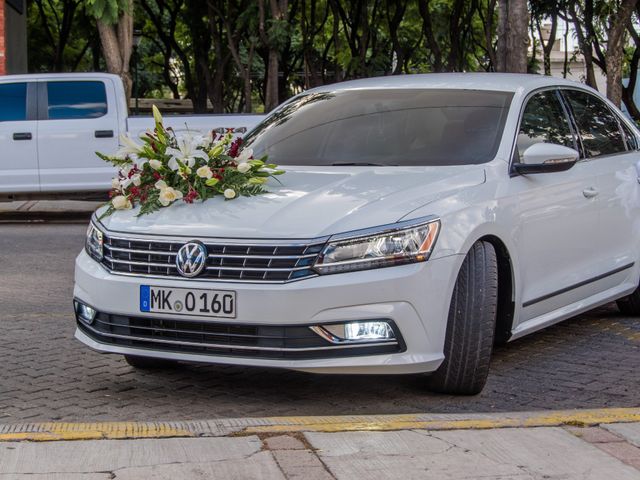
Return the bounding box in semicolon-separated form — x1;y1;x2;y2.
74;73;640;394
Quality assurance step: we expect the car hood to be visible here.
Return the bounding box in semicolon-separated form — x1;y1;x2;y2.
98;165;485;239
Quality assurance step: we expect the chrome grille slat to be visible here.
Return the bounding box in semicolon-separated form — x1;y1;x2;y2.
100;232;325;283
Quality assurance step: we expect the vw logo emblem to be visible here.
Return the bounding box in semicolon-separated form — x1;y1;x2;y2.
175;241;208;278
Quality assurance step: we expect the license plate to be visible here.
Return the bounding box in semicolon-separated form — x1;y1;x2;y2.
140;285;236;318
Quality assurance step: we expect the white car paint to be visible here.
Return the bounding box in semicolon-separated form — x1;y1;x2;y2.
73;73;640;376
0;73;264;199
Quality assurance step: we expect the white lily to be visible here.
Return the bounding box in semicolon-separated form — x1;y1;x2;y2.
166;134;209;171
237;148;253;163
115;134;144;159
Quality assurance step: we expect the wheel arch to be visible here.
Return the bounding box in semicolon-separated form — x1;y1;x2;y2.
477;234;515;344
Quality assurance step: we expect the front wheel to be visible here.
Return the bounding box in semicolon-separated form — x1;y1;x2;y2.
426;241;498;395
124;355;179;370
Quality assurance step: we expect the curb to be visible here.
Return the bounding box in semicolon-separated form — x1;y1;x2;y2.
1;407;639;442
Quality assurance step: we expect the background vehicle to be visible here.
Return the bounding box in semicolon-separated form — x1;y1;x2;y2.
0;73;264;201
74;74;640;395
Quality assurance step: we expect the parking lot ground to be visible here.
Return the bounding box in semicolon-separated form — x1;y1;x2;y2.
1;222;639;423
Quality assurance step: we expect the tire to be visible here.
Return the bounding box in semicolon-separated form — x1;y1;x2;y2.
427;241;498;395
616;288;640;315
124;355;179;369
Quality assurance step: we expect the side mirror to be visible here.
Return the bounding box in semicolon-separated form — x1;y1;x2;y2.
512;143;579;175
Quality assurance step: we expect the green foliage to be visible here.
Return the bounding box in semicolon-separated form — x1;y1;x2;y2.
84;0;129;23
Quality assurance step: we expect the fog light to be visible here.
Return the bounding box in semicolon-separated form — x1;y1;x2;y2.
75;301;96;324
310;321;396;344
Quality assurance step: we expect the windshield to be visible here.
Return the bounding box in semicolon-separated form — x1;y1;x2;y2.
243;89;513;166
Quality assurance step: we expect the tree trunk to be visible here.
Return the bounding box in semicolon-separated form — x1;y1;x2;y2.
605;0;637;107
96;10;133;105
496;0;529;73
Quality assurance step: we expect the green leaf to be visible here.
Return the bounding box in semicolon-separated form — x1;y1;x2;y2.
205;178;220;186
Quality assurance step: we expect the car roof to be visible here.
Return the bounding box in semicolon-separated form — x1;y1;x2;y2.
308;73;592;95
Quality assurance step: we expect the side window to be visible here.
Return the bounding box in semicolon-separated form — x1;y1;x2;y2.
517;90;575;159
46;81;108;120
562;89;626;157
620;121;639;151
0;83;28;122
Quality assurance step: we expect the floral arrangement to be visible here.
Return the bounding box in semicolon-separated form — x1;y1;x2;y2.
97;106;283;217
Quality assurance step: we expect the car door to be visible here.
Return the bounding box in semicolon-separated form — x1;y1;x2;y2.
561;88;640;282
509;89;604;326
37;79;119;192
0;82;39;194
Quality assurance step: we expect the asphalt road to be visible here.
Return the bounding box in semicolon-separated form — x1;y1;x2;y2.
1;222;639;423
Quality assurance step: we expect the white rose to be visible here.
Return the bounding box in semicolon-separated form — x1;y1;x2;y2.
131;174;141;186
149;159;163;170
111;178;120;189
112;195;132;210
237;162;251;174
159;187;184;206
196;165;213;179
224;188;236;199
155;180;168;190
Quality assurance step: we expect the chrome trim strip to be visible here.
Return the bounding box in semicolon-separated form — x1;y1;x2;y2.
98;226;330;247
205;265;310;273
95;267;318;284
80;323;398;352
105;256;176;269
105;246;176;256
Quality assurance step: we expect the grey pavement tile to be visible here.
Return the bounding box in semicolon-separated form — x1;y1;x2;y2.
605;423;640;448
305;427;640;480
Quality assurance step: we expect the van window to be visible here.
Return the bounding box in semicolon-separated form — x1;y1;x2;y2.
46;81;108;120
0;83;28;122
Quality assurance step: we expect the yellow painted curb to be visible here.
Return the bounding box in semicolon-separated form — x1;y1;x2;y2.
0;422;192;442
0;408;638;442
243;408;640;434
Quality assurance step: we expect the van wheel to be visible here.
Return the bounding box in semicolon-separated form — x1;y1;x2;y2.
616;288;640;315
427;241;498;395
124;355;179;369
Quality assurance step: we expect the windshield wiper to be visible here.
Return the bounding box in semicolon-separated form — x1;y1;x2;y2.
331;162;396;166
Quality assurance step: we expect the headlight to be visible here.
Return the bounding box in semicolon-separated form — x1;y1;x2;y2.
85;221;104;261
314;218;440;274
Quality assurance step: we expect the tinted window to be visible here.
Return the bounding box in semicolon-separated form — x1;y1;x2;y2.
0;83;28;122
563;89;626;157
517;90;575;159
243;89;513;166
47;81;107;120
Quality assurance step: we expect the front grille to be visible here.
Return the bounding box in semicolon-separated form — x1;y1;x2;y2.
78;313;402;360
101;233;326;283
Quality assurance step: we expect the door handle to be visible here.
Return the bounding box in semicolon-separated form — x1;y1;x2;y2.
95;130;114;138
12;132;32;141
583;187;599;198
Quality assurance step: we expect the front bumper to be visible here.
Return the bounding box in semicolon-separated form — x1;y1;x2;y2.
73;249;461;374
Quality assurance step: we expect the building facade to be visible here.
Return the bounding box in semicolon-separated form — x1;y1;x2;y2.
0;0;27;75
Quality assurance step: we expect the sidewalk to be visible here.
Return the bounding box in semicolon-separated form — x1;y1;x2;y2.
1;410;639;479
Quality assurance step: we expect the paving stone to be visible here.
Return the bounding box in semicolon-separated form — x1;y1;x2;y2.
272;450;334;480
264;435;306;450
565;426;624;443
593;442;640;471
605;423;640;448
305;428;640;480
1;223;640;422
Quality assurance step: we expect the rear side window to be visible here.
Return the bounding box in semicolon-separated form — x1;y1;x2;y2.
46;81;108;120
0;83;28;122
562;89;626;157
517;90;575;159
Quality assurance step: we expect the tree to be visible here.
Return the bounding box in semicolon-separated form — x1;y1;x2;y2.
604;0;637;107
496;0;529;72
85;0;134;103
258;0;289;111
